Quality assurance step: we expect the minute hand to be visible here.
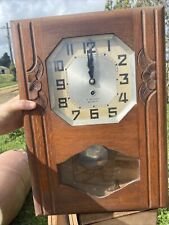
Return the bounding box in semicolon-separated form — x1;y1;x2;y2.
87;49;95;85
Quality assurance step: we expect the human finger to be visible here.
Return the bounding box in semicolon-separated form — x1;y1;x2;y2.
6;99;36;111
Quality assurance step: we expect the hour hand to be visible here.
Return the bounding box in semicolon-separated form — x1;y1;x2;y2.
87;49;95;85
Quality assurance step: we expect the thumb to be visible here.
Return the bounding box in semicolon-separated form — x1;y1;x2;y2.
7;99;37;111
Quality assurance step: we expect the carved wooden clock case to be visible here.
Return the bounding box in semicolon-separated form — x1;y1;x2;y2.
11;6;168;215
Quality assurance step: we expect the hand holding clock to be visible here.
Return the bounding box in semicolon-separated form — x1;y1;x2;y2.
0;96;36;135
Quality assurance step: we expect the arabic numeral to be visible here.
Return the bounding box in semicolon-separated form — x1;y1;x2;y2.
119;93;128;103
56;79;65;90
119;73;129;84
58;98;68;108
118;54;127;66
54;60;64;71
83;41;96;54
72;110;80;120
90;108;99;119
108;107;117;117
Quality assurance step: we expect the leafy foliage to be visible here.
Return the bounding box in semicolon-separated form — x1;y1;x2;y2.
0;52;11;68
9;63;17;81
105;0;113;10
157;208;169;225
114;0;133;9
136;0;164;7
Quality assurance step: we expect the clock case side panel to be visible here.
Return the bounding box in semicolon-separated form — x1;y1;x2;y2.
139;6;168;208
11;21;53;215
154;7;168;207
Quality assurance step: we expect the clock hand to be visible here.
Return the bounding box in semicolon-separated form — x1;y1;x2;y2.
87;48;95;85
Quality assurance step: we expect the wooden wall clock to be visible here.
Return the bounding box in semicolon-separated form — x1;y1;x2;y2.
11;6;168;215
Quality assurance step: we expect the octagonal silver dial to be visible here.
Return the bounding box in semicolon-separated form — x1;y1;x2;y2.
46;34;136;126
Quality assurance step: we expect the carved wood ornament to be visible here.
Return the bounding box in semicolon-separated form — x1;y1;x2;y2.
26;23;48;112
138;49;156;103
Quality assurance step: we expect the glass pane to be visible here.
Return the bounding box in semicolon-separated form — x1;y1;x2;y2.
58;145;140;197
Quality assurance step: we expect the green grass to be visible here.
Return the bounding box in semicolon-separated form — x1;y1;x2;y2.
0;129;26;153
11;192;47;225
0;74;17;88
158;208;169;225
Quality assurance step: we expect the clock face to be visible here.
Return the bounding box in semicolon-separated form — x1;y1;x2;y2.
46;34;136;126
